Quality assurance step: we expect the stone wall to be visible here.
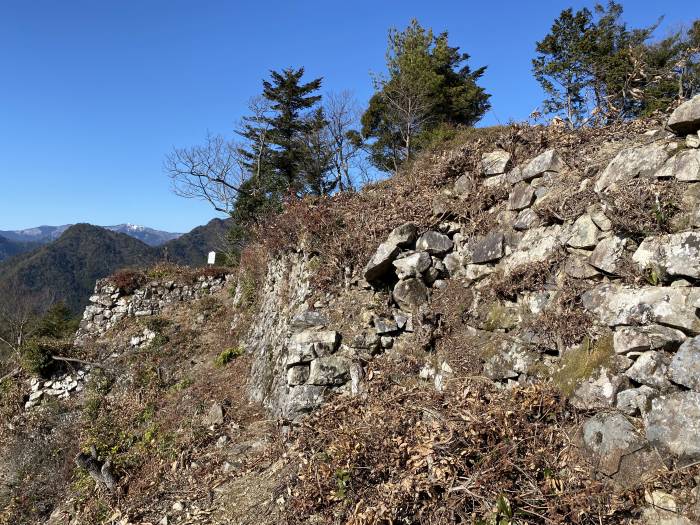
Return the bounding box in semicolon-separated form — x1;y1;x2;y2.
76;273;233;342
241;96;700;480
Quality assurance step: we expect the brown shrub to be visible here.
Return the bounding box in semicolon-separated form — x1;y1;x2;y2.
108;269;147;294
490;254;565;301
603;179;683;241
285;379;632;525
521;279;594;350
535;184;597;224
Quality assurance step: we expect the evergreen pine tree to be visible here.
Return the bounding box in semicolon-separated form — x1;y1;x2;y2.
262;68;323;192
361;20;490;172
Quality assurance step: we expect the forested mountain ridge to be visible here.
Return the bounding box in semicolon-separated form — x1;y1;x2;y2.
0;219;228;313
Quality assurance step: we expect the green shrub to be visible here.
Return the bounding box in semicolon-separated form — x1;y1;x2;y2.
238;271;258;309
20;338;62;377
141;316;171;333
215;347;244;367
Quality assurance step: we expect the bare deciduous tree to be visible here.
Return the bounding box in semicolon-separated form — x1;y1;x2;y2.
324;91;365;191
164;134;249;214
374;73;433;172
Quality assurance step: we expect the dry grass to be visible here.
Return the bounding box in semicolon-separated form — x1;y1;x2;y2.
520;279;594;351
107;263;232;293
490;254;565;301
284;377;631;525
603;179;683;241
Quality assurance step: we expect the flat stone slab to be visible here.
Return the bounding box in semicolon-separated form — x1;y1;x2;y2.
668;336;700;391
582;284;700;334
416;231;453;255
471;232;505;264
646;391;700;463
595;142;670;192
633;231;700;279
513;149;564;183
588;235;628;275
613;325;686;354
507;182;535;210
481;150;511;176
393;278;429;311
655;149;700;181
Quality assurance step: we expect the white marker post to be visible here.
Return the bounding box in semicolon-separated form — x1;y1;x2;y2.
207;251;216;265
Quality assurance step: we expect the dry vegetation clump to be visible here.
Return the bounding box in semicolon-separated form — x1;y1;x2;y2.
490;254;565;301
603;179;683;241
534;183;597;224
108;269;148;294
285;378;633;525
521;279;594;350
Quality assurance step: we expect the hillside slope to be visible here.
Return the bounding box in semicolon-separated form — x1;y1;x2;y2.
0;236;38;262
4;98;700;525
160;217;230;265
0;224;157;312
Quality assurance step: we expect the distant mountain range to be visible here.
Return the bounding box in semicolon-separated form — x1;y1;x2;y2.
0;218;230;313
0;223;182;247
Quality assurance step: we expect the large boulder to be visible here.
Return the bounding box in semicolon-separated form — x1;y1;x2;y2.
645;391;700;463
286;330;340;366
284;385;326;418
668;94;700;136
588;235;628;274
613;325;686;355
655;149;700;181
364;223;418;281
364;242;401;282
572;367;627;410
392;252;432;280
616;385;657;415
481;150;511;176
393;278;429;311
500;226;564;273
453;173;474;197
567;214;600;249
633;231;700;279
595;142;670;192
582;284;700;334
416;231;453;255
581;413;661;485
308;356;352;386
668;336;700;391
624;351;673;390
386;223;419;247
513;149;564;183
507;182;536;211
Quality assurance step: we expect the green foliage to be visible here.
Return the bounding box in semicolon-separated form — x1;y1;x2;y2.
334;468;351;499
234;67;326;224
141;316;172;333
215;346;244;367
362;19;490;171
20;333;71;377
533;2;700;126
238;270;258;309
34;302;80;339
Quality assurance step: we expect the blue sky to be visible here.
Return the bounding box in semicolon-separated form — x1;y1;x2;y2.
0;0;695;232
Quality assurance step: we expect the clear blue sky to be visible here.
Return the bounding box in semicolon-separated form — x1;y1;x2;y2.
0;0;695;232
